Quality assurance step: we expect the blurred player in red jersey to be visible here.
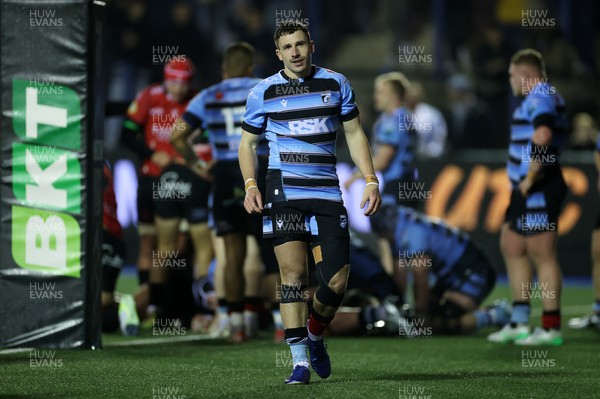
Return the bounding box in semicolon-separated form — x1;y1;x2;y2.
152;125;215;319
120;57;198;317
101;162;140;336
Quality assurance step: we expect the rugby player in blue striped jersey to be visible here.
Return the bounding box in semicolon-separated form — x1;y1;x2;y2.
239;22;381;385
488;49;568;346
170;43;263;342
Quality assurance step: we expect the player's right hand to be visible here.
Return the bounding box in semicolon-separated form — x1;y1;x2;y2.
244;187;263;214
151;151;171;168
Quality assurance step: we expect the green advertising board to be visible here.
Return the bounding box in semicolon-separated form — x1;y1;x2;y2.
0;0;105;348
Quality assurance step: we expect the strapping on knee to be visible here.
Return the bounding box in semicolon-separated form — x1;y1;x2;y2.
314;283;344;308
311;238;350;307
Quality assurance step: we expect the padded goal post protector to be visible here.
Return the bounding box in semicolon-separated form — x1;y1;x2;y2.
0;0;106;348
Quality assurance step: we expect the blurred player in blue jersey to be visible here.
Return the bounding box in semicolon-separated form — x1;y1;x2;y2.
379;207;505;334
569;133;600;330
345;71;417;289
329;206;509;336
488;49;568;346
171;42;263;342
345;71;417;208
239;22;381;385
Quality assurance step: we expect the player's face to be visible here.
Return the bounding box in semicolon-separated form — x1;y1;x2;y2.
508;63;525;97
275;30;314;78
373;81;393;113
165;80;190;103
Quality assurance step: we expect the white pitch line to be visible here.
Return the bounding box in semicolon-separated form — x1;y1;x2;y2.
106;333;219;347
0;333;221;354
0;347;32;355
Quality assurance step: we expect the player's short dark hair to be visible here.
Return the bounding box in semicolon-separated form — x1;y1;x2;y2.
375;72;410;101
273;21;311;48
511;49;547;78
223;42;255;77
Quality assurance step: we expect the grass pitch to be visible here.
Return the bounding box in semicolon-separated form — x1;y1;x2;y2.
1;280;600;399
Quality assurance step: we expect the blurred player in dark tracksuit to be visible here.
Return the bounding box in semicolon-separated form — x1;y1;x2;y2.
102;162;139;336
488;49;568;346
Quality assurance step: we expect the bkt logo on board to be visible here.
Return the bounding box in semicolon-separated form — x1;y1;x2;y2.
9;78;83;278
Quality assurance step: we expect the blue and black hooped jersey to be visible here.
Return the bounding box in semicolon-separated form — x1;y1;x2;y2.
393;207;469;280
372;106;416;190
183;77;262;162
507;82;568;188
242;66;359;202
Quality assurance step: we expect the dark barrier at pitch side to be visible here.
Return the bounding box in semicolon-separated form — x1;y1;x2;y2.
0;0;105;348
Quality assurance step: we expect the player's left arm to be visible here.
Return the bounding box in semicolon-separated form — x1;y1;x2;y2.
343;116;382;216
240;86;267;214
239;130;263;213
338;74;381;215
345;144;395;189
171;91;211;176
